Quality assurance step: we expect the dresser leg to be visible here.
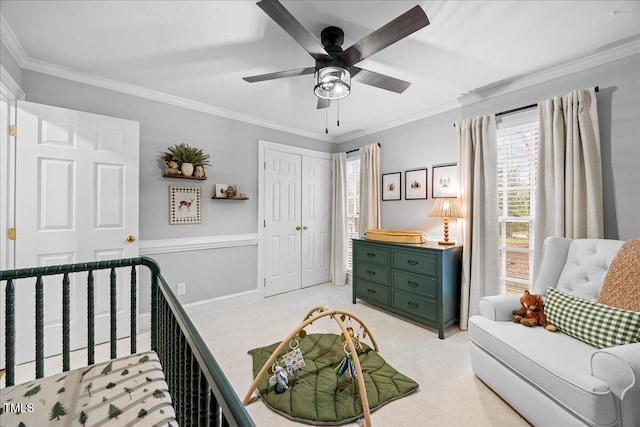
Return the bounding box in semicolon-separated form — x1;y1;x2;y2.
438;327;444;339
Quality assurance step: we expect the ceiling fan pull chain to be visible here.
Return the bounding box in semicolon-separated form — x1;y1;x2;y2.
337;99;340;127
325;109;329;134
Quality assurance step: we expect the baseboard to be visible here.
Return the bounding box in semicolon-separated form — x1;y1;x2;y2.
138;288;259;332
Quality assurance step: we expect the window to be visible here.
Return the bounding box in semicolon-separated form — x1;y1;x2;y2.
346;157;360;270
497;111;539;294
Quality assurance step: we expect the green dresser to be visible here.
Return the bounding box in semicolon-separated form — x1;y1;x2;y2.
352;238;462;339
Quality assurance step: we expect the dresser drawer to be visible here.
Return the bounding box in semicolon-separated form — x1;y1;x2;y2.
355;280;390;305
354;262;388;285
354;243;390;266
392;290;436;321
392;270;437;297
393;250;437;275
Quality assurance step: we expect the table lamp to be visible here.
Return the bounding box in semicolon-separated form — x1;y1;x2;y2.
429;197;462;245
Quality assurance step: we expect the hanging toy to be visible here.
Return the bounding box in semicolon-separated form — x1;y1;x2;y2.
268;363;289;394
334;345;357;380
282;338;306;375
342;319;364;354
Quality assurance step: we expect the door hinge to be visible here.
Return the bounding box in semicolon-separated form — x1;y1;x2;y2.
263;278;266;287
9;125;17;137
264;220;266;228
8;228;16;240
264;162;266;170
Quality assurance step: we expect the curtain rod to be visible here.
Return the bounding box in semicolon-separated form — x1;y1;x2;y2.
346;142;381;154
453;86;599;127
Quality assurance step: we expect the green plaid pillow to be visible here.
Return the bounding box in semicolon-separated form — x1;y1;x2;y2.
545;287;640;348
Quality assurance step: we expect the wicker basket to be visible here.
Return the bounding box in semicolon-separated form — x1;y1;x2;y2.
365;229;428;244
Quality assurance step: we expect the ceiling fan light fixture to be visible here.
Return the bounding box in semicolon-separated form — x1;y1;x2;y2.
314;66;351;100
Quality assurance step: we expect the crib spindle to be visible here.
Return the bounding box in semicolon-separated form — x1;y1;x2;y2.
110;267;117;359
151;271;158;351
87;270;95;365
35;275;44;379
5;279;15;386
190;349;199;426
198;370;210;425
130;265;137;354
62;272;70;372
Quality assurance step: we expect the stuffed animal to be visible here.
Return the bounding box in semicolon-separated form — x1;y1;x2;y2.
194;165;206;178
268;365;288;393
164;160;180;176
512;290;557;331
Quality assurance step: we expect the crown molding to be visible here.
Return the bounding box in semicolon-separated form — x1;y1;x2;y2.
21;58;334;142
458;38;640;106
0;14;28;67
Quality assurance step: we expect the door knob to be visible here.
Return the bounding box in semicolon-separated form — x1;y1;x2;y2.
126;235;136;243
303;226;308;230
295;226;301;231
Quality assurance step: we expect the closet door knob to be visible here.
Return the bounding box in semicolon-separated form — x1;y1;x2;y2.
303;226;308;230
296;226;301;231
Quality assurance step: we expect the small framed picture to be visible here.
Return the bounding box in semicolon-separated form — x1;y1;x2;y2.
214;184;229;198
432;163;458;198
382;172;401;201
169;185;202;224
405;168;428;200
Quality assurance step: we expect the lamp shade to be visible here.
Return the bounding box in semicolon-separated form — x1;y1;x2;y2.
429;197;462;218
314;66;351;100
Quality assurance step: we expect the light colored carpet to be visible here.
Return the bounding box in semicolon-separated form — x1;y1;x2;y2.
192;282;530;427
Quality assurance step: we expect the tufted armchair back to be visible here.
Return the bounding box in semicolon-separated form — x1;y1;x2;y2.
532;237;624;300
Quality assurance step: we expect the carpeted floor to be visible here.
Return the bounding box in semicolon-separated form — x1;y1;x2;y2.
192;282;530;427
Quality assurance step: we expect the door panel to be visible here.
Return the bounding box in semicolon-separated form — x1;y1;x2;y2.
13;101;139;363
302;156;331;287
264;150;302;296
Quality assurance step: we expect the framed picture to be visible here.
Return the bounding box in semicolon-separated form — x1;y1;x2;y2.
214;184;229;198
382;172;401;201
169;185;202;224
405;168;428;200
432;163;458;198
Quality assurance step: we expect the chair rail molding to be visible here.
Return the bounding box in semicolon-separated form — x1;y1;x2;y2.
139;233;258;255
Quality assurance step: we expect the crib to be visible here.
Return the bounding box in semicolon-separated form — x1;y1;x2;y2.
1;257;254;426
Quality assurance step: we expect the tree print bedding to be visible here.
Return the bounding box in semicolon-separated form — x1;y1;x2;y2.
0;351;176;426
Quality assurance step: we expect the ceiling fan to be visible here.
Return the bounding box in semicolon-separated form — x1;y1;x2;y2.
243;0;430;110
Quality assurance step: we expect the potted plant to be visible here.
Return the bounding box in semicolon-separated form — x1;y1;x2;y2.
165;142;211;177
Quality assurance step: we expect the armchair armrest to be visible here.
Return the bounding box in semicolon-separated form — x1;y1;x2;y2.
591;342;640;426
478;294;521;321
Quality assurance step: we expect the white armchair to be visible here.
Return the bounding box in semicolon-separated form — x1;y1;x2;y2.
469;237;640;426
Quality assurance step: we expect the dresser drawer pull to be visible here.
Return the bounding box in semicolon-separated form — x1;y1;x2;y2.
407;301;419;309
407;281;419;287
367;289;376;294
366;252;376;257
366;270;376;276
407;260;419;266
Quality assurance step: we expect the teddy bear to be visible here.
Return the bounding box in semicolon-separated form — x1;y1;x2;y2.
193;164;206;178
512;290;557;331
164;160;180;176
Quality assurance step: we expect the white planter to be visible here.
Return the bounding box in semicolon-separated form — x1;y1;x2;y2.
181;162;194;177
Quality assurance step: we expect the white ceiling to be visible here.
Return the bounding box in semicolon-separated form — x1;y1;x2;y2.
1;1;639;142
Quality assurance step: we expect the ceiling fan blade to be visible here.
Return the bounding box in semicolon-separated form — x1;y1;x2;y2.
339;5;429;66
317;98;331;109
243;67;315;83
350;67;411;93
257;0;332;61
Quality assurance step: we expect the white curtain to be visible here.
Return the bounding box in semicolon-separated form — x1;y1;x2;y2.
457;115;499;330
534;88;603;270
359;143;381;237
330;152;348;285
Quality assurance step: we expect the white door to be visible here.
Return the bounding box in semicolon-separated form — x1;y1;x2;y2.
263;145;331;297
264;149;302;297
301;156;331;287
12;101;139;363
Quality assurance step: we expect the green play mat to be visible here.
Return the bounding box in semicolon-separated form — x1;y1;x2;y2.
248;333;419;425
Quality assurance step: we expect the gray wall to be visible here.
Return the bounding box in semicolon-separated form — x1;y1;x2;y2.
338;53;640;241
1;40;22;86
18;69;331;308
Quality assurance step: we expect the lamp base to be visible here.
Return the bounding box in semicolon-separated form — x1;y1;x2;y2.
438;240;456;246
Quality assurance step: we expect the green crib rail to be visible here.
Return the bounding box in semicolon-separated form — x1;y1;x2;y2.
1;257;254;427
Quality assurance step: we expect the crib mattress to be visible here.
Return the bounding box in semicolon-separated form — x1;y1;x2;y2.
0;350;177;426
